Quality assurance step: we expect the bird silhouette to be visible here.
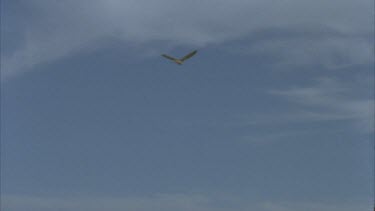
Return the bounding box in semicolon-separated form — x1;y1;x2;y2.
162;50;197;65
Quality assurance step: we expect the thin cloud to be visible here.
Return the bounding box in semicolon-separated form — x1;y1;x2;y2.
2;0;373;79
269;78;374;133
260;201;370;211
224;25;373;70
2;194;369;211
238;77;373;140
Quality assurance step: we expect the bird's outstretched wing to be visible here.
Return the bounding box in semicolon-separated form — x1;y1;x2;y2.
181;50;197;61
162;54;178;61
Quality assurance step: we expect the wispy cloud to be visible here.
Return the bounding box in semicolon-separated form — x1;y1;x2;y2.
225;25;373;69
260;201;370;211
2;193;369;211
270;78;374;132
2;0;373;79
239;77;374;139
3;193;220;211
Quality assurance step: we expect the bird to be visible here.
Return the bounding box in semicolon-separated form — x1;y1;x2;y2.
162;50;197;65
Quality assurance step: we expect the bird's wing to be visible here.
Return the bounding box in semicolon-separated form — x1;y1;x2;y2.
181;50;197;61
162;54;178;61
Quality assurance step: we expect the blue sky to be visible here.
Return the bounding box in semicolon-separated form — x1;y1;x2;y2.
1;0;374;210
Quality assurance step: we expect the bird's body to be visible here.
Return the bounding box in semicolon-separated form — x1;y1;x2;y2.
162;50;197;65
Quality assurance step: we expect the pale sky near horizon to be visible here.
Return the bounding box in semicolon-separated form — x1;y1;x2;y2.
1;0;374;210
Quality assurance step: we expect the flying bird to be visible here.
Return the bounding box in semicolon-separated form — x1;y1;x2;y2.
162;50;197;65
